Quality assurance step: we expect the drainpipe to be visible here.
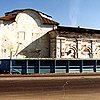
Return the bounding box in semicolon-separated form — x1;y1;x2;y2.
76;39;78;58
60;39;62;58
90;40;93;58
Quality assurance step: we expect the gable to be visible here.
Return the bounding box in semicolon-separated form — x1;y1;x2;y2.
0;9;59;26
15;13;39;27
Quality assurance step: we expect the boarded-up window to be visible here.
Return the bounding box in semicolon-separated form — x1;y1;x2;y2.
17;31;25;42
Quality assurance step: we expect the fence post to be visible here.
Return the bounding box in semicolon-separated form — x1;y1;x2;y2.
50;60;55;73
21;60;27;74
26;60;28;74
93;60;96;72
34;60;39;74
80;60;83;73
10;59;12;74
66;60;69;73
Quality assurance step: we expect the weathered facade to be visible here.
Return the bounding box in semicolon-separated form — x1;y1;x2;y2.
0;9;59;58
49;26;100;59
1;9;100;59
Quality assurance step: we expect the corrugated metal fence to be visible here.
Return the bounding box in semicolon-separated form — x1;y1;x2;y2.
0;59;100;74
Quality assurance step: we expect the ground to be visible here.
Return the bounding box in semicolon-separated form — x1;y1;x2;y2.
0;73;100;100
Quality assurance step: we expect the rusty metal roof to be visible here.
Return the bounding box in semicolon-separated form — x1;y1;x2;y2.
42;17;59;25
56;26;100;33
0;15;16;21
0;9;59;25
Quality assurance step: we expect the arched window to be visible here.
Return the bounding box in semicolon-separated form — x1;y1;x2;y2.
65;46;77;58
81;45;91;58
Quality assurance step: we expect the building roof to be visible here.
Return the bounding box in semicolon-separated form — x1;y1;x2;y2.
0;15;16;21
49;26;100;39
0;9;59;25
42;17;58;25
56;26;100;33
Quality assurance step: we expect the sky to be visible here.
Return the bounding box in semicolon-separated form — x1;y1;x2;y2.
0;0;100;29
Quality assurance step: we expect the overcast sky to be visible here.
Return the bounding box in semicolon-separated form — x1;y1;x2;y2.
0;0;100;29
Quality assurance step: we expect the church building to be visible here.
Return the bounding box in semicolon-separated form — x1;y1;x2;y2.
0;9;100;59
0;9;59;58
49;26;100;59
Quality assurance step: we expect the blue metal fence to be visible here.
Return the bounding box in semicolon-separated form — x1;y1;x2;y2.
0;59;100;74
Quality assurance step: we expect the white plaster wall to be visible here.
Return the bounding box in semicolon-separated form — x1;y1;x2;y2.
0;20;4;57
0;12;54;58
56;37;100;59
1;21;17;58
